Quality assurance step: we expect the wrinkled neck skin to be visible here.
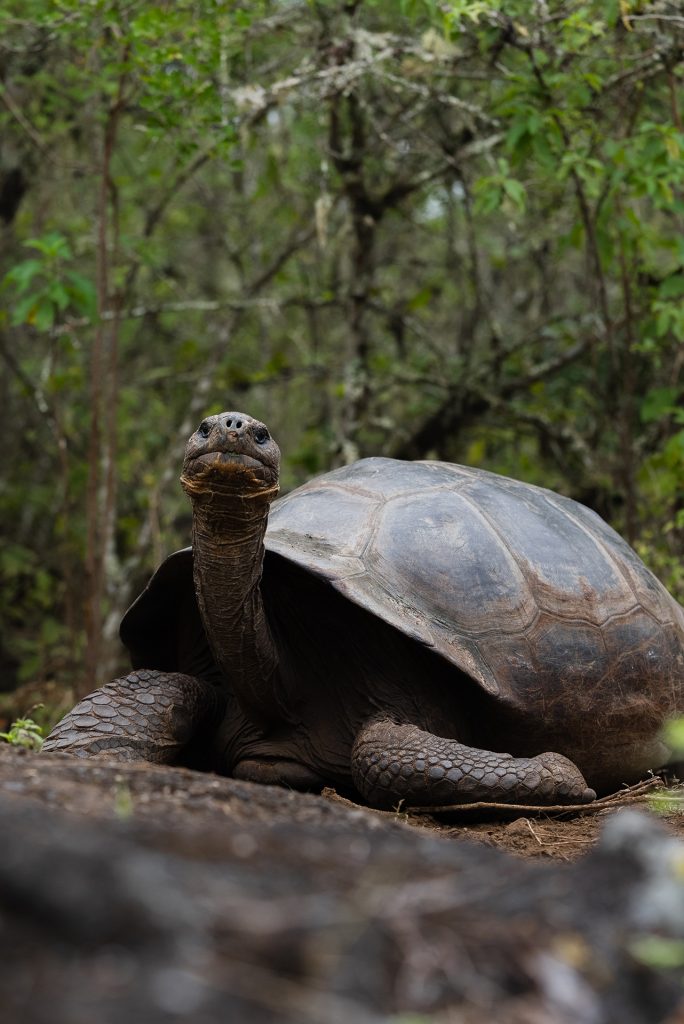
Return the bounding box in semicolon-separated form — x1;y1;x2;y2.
188;483;283;729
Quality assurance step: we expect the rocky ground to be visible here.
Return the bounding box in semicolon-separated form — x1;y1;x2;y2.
1;744;684;1023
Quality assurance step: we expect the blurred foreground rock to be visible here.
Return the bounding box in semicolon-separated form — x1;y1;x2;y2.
0;747;683;1024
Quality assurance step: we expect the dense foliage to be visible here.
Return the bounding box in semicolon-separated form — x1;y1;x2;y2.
1;0;683;698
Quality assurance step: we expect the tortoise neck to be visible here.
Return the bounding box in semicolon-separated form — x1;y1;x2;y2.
190;488;280;726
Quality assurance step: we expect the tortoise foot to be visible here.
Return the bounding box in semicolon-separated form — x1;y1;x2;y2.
232;757;326;790
42;670;225;766
351;719;596;809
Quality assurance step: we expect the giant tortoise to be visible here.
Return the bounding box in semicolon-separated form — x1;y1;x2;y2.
44;411;684;808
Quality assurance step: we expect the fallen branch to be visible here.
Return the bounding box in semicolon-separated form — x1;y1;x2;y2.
408;775;667;819
323;775;668;822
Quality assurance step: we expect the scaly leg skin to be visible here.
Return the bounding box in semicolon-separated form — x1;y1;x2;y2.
42;669;225;766
352;719;596;810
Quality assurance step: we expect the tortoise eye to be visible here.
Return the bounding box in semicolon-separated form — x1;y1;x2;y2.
254;427;270;444
198;420;211;438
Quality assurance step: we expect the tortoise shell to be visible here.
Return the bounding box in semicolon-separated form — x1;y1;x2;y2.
122;458;684;710
265;458;684;705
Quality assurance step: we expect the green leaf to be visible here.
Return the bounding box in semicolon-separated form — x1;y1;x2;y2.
663;717;684;754
507;118;532;151
0;545;36;577
0;716;44;751
11;293;39;326
658;274;684;300
631;936;684;970
66;271;97;316
407;286;433;311
32;298;56;331
25;232;71;259
473;183;503;215
502;178;526;211
3;259;43;293
48;282;71;311
640;388;678;424
663;431;684;463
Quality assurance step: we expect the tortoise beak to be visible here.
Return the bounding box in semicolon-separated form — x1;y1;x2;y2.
192;451;268;472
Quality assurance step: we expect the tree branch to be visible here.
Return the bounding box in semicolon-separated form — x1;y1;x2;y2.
391;338;593;462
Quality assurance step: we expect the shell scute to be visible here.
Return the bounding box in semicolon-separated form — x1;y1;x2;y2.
366;488;537;636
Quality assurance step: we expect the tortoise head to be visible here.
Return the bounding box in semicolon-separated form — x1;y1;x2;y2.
180;411;280;501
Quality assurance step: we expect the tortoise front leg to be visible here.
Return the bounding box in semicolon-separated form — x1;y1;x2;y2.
352;719;596;809
42;669;225;767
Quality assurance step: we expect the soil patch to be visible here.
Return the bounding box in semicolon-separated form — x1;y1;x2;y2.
3;744;683;859
1;746;684;1023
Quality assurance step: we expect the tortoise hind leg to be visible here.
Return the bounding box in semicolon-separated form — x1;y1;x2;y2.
42;669;225;768
352;719;596;809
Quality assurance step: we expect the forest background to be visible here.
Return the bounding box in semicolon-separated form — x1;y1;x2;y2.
1;0;683;720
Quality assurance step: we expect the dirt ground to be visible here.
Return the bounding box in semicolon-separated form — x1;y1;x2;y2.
2;744;684;1023
1;743;681;861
